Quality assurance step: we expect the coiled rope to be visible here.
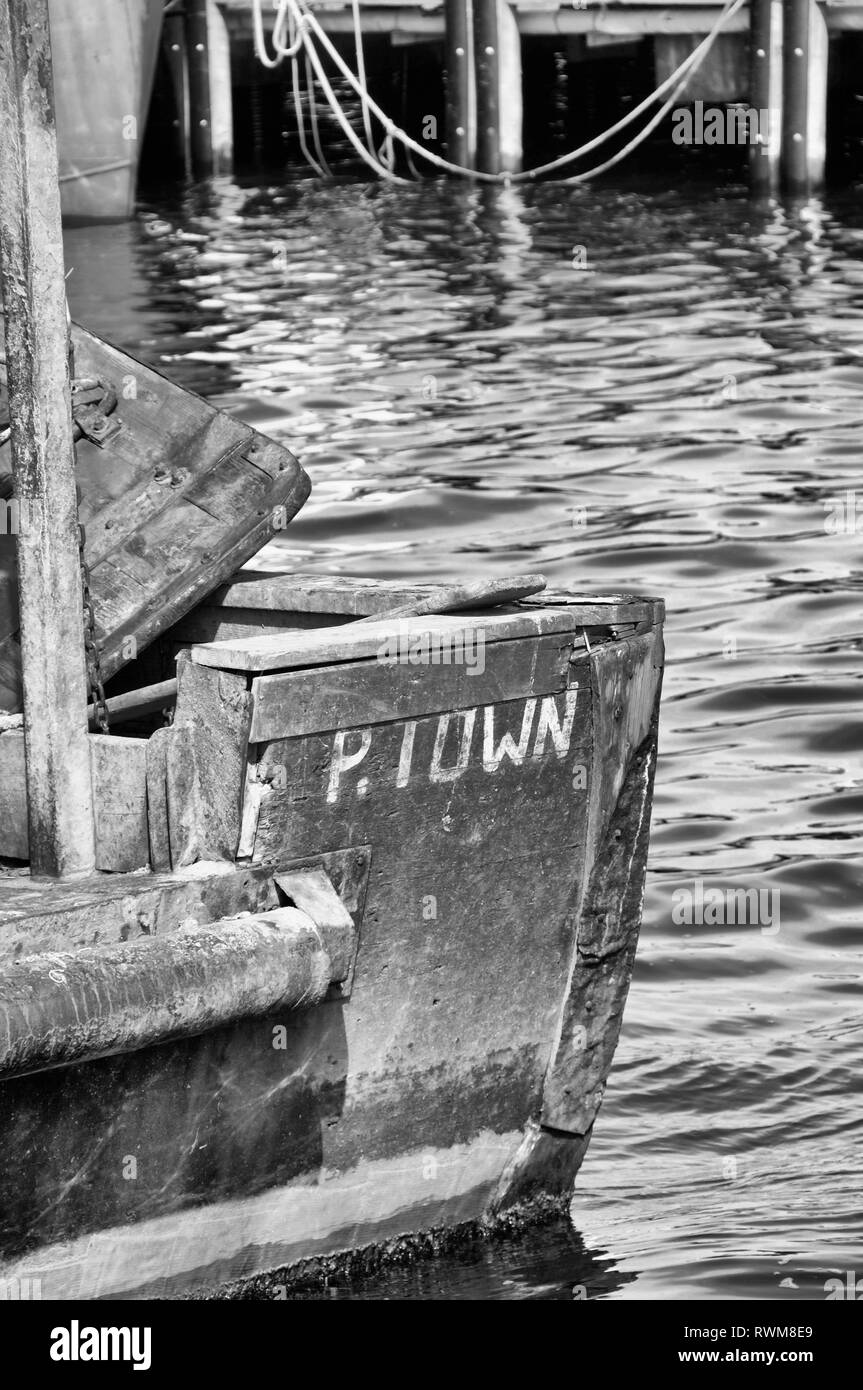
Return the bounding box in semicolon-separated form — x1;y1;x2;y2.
252;0;746;184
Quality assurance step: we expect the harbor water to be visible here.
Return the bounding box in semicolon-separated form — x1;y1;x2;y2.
65;175;863;1300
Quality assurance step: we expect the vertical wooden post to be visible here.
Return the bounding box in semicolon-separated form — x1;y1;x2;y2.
782;0;829;191
164;10;192;177
0;0;96;878
750;0;783;192
497;2;523;174
207;0;235;174
473;0;500;174
185;0;214;177
445;0;474;168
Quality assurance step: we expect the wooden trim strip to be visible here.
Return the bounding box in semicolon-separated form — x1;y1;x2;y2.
249;631;577;741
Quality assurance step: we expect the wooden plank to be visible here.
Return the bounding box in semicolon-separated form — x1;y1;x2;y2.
251;675;592;872
0;0;97;878
89;735;150;872
191;608;582;674
167;656;252;865
167;607;352;644
0;732;147;872
211;573;433;615
352;573;546;624
145;725;172;872
522;592;665;627
0;860;277;964
249;631;574;742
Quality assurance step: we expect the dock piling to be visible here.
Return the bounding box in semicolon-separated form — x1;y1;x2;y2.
750;0;784;192
186;0;215;176
781;0;828;191
0;0;97;879
473;0;501;174
445;0;475;169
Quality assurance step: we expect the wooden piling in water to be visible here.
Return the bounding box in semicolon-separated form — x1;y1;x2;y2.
473;0;501;174
164;9;192;177
781;0;828;192
0;0;97;879
445;0;474;169
750;0;783;192
186;0;215;176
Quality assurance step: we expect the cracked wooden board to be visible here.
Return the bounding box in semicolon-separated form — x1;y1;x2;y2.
0;323;310;711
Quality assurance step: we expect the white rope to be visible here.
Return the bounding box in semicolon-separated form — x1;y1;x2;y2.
297;16;410;182
516;0;747;180
304;47;333;175
252;0;744;185
556;0;747;184
292;0;744;183
252;0;305;66
351;0;376;157
288;12;327;174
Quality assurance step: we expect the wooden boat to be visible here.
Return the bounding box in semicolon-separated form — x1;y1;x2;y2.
49;0;163;223
0;0;665;1300
0;563;664;1296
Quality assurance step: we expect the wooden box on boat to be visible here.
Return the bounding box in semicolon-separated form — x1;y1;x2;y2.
0;568;664;1298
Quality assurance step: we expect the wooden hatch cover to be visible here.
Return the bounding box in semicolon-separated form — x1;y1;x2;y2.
0;323;310;712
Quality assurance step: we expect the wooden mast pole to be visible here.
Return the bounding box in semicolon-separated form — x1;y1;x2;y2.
0;0;96;879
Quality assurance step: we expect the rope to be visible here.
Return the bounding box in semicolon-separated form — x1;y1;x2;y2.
299;16;410;182
351;0;376;157
288;12;327;175
305;48;333;175
250;0;745;185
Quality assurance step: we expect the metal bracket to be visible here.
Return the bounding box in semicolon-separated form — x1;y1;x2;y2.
273;844;371;1000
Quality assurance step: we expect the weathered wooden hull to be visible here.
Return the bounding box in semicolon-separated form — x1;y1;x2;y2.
0;582;663;1298
49;0;162;223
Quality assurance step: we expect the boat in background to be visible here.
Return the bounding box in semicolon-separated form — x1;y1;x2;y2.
50;0;163;223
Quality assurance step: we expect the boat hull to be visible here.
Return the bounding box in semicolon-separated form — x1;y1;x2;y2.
0;588;663;1299
49;0;162;224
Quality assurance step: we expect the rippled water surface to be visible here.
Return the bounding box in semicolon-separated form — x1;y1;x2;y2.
65;175;863;1300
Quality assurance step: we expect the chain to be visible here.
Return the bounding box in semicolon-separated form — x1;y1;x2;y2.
78;515;110;735
67;315;109;735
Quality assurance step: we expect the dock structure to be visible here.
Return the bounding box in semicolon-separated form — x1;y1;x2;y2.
213;0;863;190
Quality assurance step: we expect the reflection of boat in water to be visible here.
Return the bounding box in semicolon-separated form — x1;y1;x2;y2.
50;0;163;223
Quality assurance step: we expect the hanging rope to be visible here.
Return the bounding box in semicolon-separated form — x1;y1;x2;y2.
304;47;333;175
351;0;377;157
288;11;327;175
250;0;746;185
